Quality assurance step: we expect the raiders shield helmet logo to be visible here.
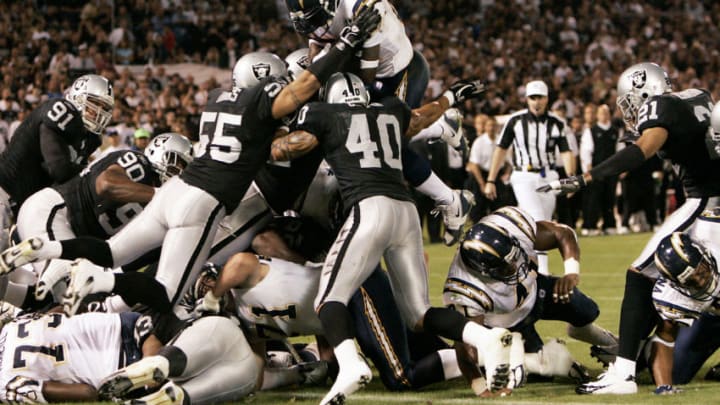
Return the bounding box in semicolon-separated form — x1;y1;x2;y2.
252;63;272;80
630;70;647;89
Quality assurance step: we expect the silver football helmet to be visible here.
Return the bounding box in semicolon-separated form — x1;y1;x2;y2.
711;102;720;138
320;72;369;106
616;62;671;130
232;52;288;92
285;48;311;81
65;74;114;134
144;133;193;183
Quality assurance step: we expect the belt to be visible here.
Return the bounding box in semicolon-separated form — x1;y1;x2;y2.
514;165;553;173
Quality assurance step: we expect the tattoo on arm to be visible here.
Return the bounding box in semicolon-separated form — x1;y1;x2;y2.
271;130;319;161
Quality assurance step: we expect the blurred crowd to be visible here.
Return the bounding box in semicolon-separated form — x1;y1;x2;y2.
0;0;718;235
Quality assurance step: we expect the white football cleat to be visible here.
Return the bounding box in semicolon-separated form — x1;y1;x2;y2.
0;237;46;274
439;108;465;149
319;359;371;405
576;363;637;395
125;381;184;405
478;328;513;391
99;356;170;400
62;259;111;316
433;189;476;246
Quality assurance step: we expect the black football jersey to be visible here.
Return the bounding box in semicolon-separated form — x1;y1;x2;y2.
254;147;324;214
295;96;413;211
0;98;97;205
55;150;160;239
181;79;285;211
636;89;720;197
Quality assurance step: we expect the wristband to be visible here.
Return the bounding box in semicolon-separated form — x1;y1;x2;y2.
442;90;456;107
486;180;495;184
360;59;379;69
651;334;675;348
563;258;580;275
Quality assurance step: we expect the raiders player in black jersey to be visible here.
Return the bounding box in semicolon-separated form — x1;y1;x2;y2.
0;74;113;250
0;6;382;319
272;72;513;404
538;62;720;395
5;133;192;310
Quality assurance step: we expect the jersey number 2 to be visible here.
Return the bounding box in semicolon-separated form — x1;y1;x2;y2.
346;114;402;169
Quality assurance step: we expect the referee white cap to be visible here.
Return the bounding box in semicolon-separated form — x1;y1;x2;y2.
526;80;548;97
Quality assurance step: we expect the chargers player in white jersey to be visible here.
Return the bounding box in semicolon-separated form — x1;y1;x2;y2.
444;206;618;394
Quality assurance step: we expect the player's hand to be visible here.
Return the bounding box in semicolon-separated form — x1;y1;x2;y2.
537;175;587;195
483;182;497;200
445;80;487;106
5;376;45;403
338;0;381;49
553;274;579;304
192;291;221;317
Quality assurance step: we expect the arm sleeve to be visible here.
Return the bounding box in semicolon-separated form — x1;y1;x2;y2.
588;143;645;181
39;123;82;183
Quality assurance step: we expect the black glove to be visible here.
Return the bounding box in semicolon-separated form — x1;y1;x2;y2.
444;80;487;106
338;0;382;49
536;175;587;195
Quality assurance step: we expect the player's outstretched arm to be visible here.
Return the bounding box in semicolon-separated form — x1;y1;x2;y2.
406;79;487;137
96;164;155;203
270;130;319;161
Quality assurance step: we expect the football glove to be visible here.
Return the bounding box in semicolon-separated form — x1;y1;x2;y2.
6;376;45;403
443;80;487;106
338;0;381;49
536;175;587;195
192;291;222;317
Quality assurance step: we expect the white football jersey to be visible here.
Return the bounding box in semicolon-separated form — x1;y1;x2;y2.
320;0;413;78
652;277;720;327
232;257;323;339
0;312;122;400
443;207;539;328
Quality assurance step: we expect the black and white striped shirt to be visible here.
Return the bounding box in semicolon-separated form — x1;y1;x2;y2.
497;109;570;171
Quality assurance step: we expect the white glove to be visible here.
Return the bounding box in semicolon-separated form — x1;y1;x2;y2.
193;291;221;317
35;263;71;301
5;376;46;403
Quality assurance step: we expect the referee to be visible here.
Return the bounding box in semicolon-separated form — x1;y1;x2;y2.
483;80;575;275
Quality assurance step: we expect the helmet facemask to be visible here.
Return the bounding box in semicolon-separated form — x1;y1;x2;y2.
460;233;530;285
616;90;643;131
154;150;190;183
81;94;114;134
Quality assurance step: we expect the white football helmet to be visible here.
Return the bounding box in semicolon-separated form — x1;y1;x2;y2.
285;48;310;81
144;133;193;183
65;74;114;134
320;72;369;106
616;62;671;129
232;52;288;92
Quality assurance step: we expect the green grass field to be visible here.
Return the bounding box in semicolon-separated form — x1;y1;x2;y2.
249;232;720;404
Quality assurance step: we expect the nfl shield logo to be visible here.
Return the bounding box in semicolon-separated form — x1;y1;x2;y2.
630;70;647;89
252;63;271;80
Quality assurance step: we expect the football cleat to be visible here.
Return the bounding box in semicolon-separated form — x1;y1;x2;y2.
433;190;476;246
319;359;371;405
62;260;111;316
479;328;513;392
576;363;637;395
99;356;170;400
0;237;45;274
125;381;184;405
35;262;72;300
568;361;592;384
439;108;466;149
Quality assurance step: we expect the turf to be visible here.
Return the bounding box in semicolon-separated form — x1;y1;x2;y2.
247;231;720;404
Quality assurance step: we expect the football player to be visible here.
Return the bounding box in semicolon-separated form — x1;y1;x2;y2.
270;72;512;404
98;315;262;405
286;0;483;245
4;133;192;309
443;206;618;393
538;62;720;394
0;74;114;250
0;7;382;317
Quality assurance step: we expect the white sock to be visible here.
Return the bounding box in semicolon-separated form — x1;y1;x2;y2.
334;339;361;369
411;119;445;142
614;357;636;378
415;172;454;205
44;240;63;261
461;321;491;346
567;324;618;347
536;252;549;275
437;349;462;379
